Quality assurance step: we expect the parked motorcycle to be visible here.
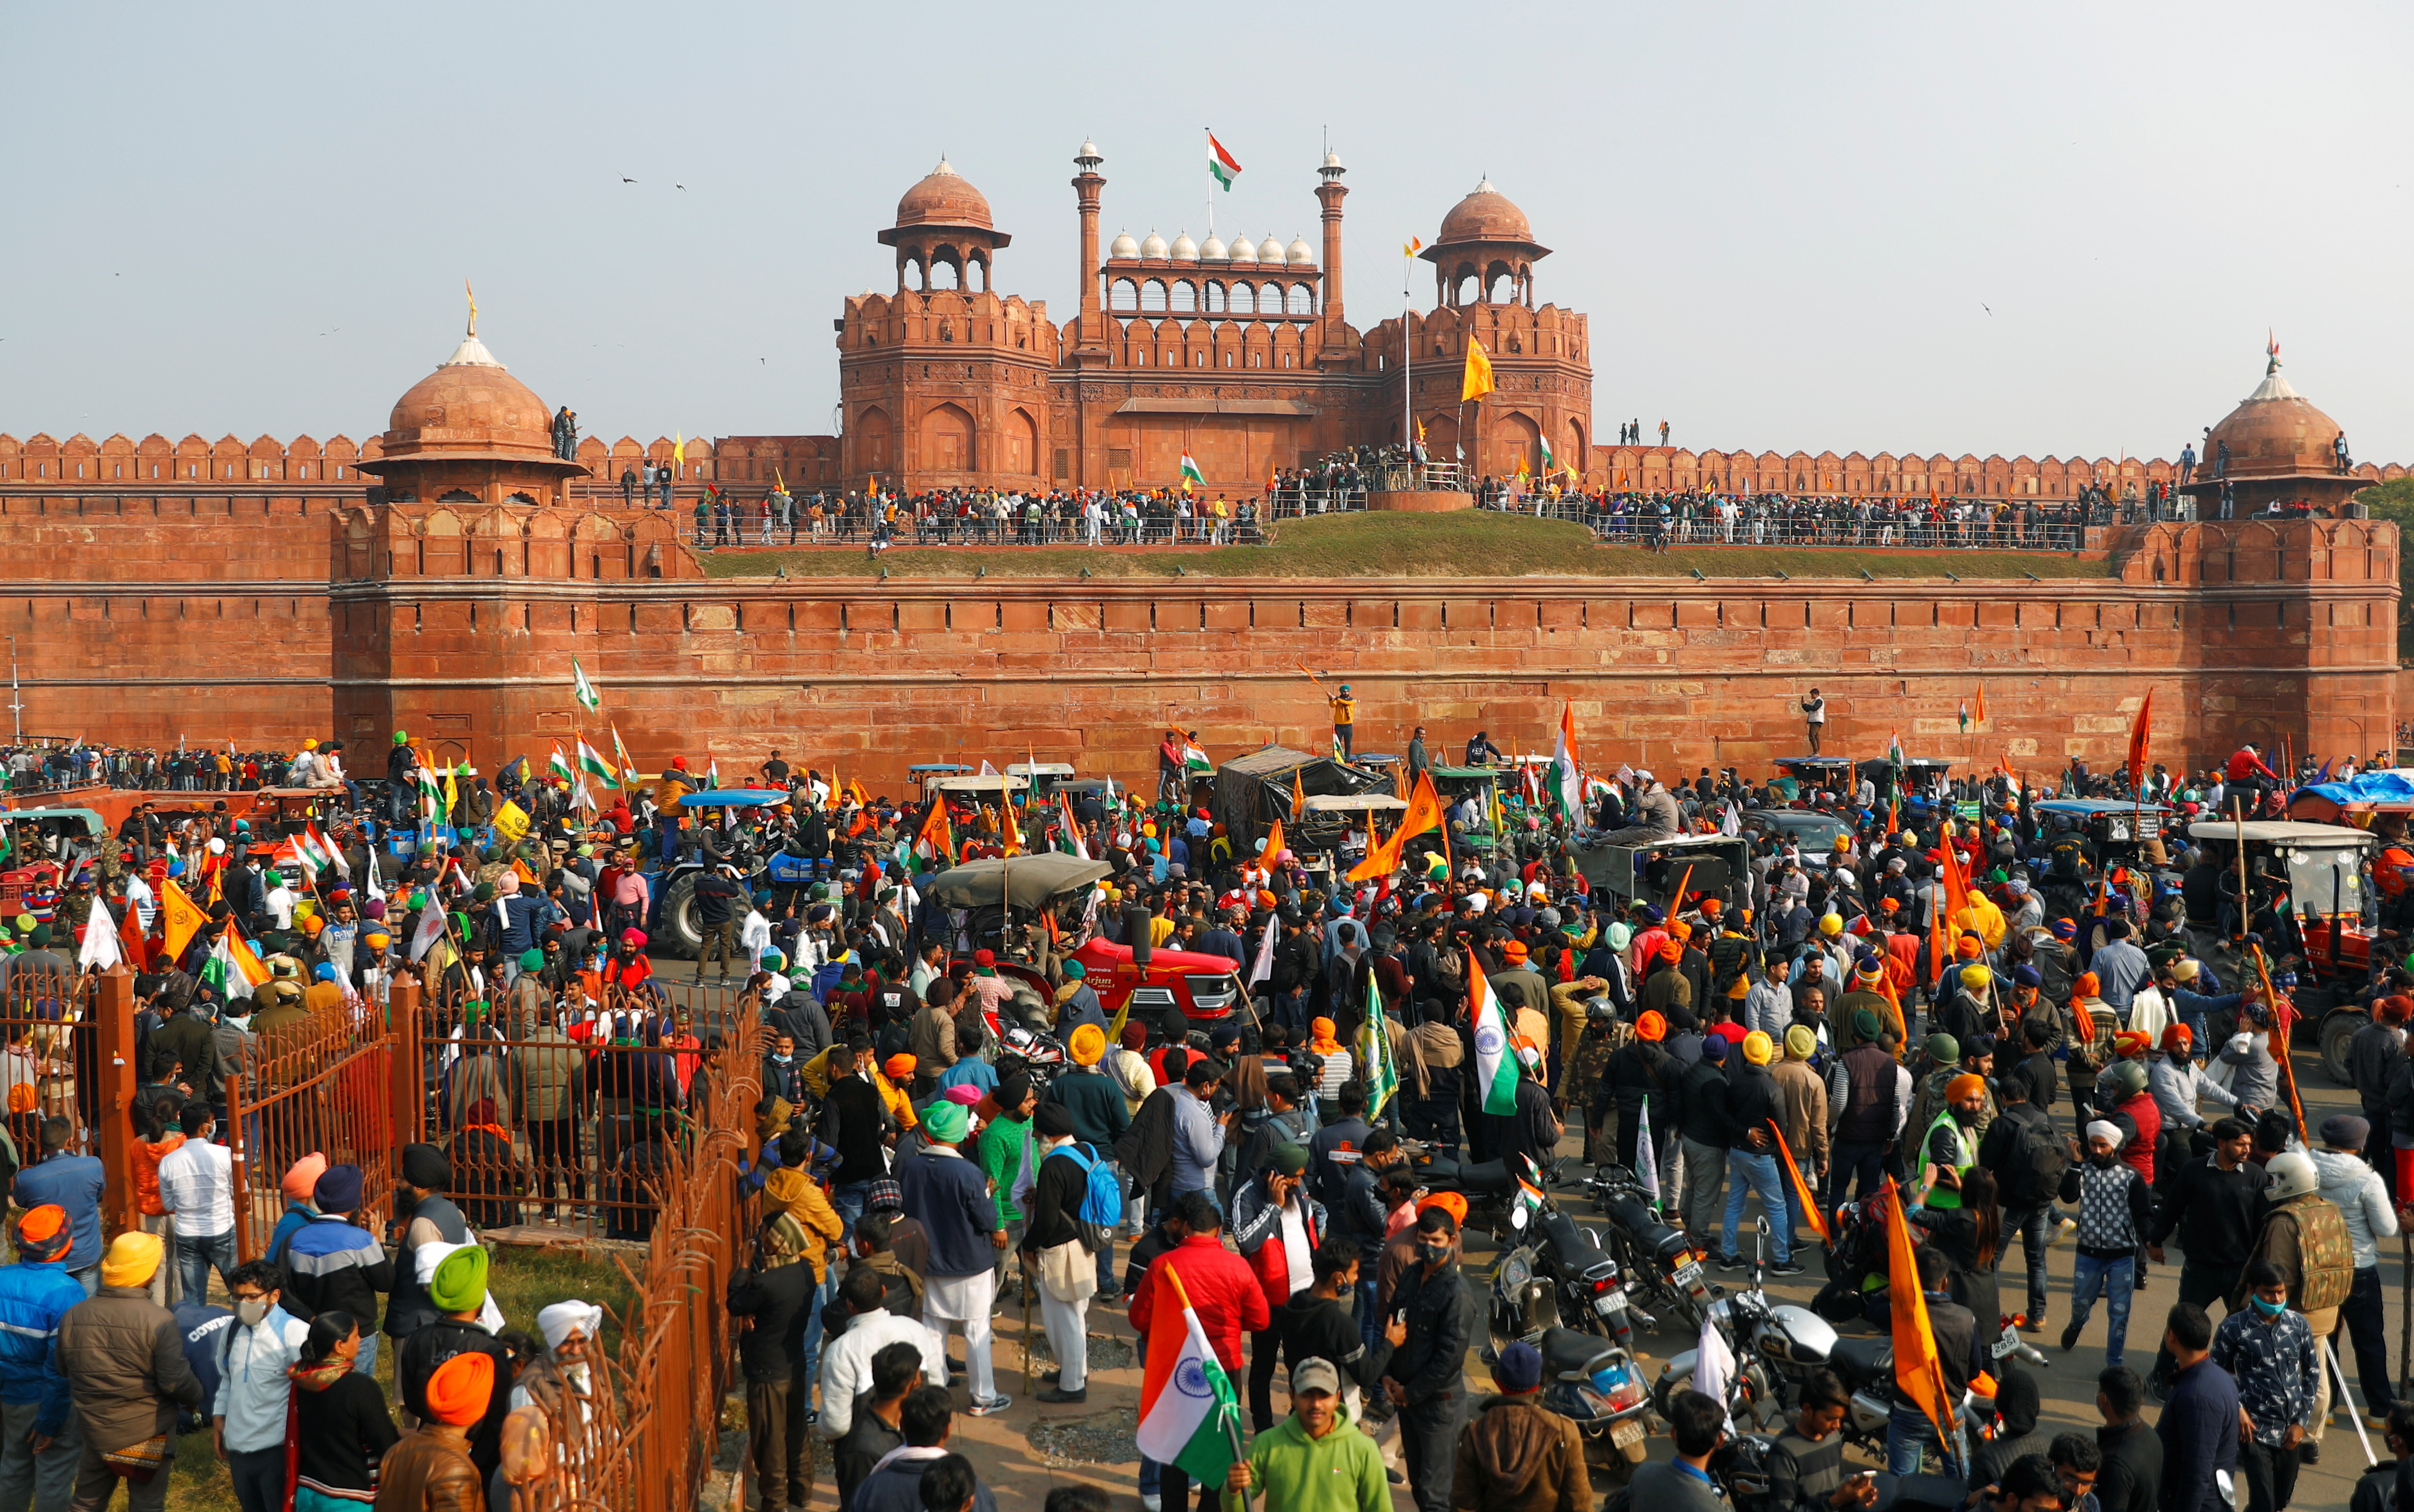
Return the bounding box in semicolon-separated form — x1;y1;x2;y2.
1486;1169;1653;1352
1409;1146;1555;1239
1581;1163;1716;1336
998;1023;1070;1090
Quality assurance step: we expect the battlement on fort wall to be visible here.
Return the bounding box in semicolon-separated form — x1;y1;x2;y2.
0;497;2391;782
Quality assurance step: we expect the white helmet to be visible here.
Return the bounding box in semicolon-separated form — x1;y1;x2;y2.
2263;1150;2319;1202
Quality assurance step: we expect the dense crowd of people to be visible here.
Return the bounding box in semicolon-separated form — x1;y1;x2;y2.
6;719;2414;1512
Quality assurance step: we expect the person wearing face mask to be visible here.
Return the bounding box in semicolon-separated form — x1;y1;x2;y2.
1382;1204;1477;1512
2055;1122;2152;1369
288;1308;399;1512
2226;1150;2354;1465
213;1259;312;1512
2211;1261;2318;1512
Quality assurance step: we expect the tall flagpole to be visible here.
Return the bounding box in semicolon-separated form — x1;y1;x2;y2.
1403;247;1413;464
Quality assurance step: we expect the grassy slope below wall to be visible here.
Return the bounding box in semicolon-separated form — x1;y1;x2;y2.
698;512;2114;582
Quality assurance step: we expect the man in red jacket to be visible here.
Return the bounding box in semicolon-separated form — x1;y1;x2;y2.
1130;1192;1270;1512
1231;1145;1320;1430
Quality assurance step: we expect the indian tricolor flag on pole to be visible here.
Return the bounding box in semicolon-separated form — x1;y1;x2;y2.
1179;453;1204;490
1206;132;1242;191
203;922;270;1002
1182;737;1212;774
548;743;575;783
571;658;601;713
1546;699;1582;824
297;822;346;879
577;735;617;787
1468;954;1522;1115
1135;1262;1242;1490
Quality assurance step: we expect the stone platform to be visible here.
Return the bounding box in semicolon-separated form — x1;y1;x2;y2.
1366;488;1472;512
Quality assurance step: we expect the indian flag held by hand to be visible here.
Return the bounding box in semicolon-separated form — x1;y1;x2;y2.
1135;1262;1242;1490
1180;453;1205;490
1468;954;1522;1115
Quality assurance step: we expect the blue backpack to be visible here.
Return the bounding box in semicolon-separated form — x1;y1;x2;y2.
1050;1142;1123;1246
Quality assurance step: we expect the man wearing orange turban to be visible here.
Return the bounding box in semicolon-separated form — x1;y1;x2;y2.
379;1352;489;1510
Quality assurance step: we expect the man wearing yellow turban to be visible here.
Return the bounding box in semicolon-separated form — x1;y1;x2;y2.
57;1232;204;1510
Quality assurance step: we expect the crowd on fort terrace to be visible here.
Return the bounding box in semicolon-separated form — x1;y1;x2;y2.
3;706;2414;1512
564;439;2367;555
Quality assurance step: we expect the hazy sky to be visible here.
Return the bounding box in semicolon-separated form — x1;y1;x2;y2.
4;3;2408;465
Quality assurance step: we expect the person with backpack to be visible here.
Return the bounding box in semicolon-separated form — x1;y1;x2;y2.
1019;1103;1110;1405
2055;1121;2152;1368
2309;1114;2401;1426
2229;1151;2355;1465
1979;1073;2068;1333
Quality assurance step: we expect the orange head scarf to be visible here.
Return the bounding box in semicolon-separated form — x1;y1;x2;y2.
425;1351;495;1427
1634;1010;1667;1042
1309;1018;1341;1055
2074;971;2102;999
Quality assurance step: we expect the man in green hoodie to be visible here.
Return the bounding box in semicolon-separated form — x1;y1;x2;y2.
1227;1357;1388;1512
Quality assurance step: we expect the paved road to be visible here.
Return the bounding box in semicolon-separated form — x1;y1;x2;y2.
677;958;2397;1510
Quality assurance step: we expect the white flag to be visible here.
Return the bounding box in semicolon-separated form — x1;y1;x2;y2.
364;846;385;903
1635;1101;1660;1201
1248;911;1279;986
1720;801;1742;838
77;909;122;970
1694;1304;1736;1430
408;894;448;963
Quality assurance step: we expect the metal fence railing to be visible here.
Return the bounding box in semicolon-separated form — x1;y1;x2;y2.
225;997;395;1258
410;978;755;1244
507;986;759;1512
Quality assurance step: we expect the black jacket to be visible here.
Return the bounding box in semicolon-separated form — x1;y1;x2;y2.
725;1253;814;1383
1673;1058;1733;1150
1335;1163;1390;1263
2146;1154;2266;1266
1721;1064;1784;1146
2349;1023;2402;1111
1389;1260;1476;1407
1276;1291;1391;1395
396;1316;514;1479
1020;1139;1096;1253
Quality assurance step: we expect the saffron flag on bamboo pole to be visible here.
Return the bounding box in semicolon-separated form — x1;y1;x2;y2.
2127;689;2154;785
159;877;207;964
1769;1121;1830;1244
1881;1178;1956;1450
1461;339;1496;401
1347;765;1445;883
1973;684;1988;726
1260;818;1287;870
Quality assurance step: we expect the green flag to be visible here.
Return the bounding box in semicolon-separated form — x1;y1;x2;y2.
1358;969;1400;1121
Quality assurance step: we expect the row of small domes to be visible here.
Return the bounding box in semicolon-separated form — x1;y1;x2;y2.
1109;229;1314;264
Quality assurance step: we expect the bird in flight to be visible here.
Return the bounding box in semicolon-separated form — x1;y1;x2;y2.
621;176;637;184
1981;303;1992;315
675;182;688;191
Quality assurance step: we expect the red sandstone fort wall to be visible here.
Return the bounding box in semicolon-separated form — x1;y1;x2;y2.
0;497;2393;780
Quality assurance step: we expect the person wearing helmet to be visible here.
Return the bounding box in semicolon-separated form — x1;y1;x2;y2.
2225;1150;2354;1456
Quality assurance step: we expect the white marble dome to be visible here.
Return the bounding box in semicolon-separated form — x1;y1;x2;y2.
1286;235;1314;265
1199;233;1228;261
1228;234;1257;263
1170;230;1198;260
1139;229;1167;259
1110;229;1139;259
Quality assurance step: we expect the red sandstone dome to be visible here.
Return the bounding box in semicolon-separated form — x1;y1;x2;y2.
380;331;558;462
894;157;994;231
2202;359;2346;479
1436;179;1535;246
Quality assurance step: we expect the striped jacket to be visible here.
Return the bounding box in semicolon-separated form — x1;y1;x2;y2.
281;1215;396;1324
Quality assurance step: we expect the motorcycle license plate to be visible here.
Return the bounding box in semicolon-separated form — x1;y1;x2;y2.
1595;1293;1624;1318
1611;1419;1645;1449
1673;1261;1703;1289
